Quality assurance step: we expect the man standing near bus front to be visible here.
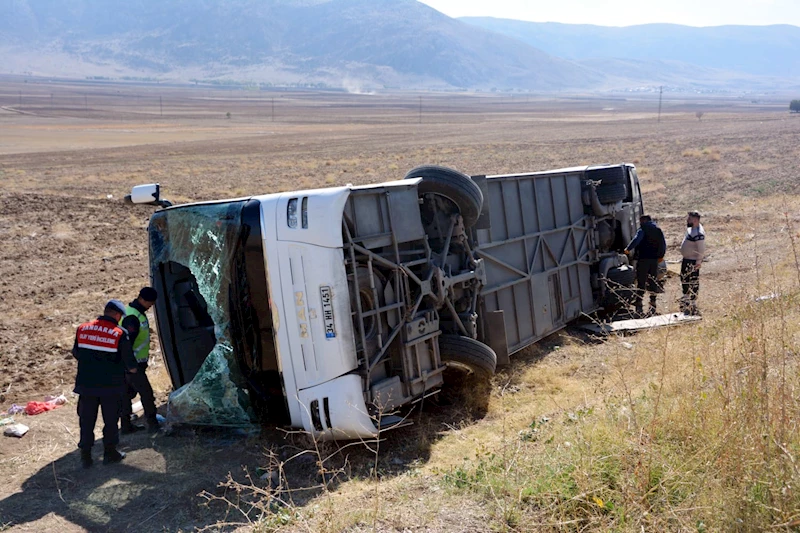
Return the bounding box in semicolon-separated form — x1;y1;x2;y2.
625;215;667;318
73;299;138;468
119;287;161;433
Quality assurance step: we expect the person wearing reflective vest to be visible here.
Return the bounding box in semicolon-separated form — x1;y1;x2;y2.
120;287;160;433
73;299;138;468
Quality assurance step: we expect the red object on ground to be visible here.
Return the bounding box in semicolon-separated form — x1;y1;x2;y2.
24;401;59;416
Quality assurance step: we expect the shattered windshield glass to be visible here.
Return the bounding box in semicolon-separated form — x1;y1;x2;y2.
149;201;257;428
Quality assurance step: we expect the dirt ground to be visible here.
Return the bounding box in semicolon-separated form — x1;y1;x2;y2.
0;77;798;531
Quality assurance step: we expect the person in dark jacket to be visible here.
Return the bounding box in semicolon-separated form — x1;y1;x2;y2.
72;299;138;468
119;287;160;433
625;215;667;317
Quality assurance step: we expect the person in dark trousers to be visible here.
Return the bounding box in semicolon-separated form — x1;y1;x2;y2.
120;287;160;433
625;215;667;317
73;299;138;468
680;211;706;315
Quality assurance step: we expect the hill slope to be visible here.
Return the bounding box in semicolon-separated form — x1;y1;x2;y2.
460;18;800;79
0;0;601;90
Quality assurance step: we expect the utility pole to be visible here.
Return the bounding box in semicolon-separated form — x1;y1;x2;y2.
418;96;422;124
657;86;663;123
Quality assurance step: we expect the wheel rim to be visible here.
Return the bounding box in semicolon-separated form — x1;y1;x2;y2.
444;360;475;375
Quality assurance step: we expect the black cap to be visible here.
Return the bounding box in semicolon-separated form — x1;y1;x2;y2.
687;210;702;218
138;287;158;302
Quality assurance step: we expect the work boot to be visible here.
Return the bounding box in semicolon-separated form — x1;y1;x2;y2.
146;417;162;434
120;421;144;435
648;296;658;317
103;446;126;465
679;295;691;315
80;449;93;469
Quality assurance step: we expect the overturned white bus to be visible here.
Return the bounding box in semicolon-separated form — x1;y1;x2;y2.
128;163;644;439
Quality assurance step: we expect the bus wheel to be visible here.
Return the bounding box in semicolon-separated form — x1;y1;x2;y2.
438;335;497;379
404;165;483;228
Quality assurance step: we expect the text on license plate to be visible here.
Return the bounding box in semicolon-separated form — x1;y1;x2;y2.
320;286;336;339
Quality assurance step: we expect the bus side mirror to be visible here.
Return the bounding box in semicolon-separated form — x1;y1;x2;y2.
125;183;172;208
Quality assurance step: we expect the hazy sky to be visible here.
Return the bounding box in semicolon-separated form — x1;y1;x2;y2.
417;0;800;27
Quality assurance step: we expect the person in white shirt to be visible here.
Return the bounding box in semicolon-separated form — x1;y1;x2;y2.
680;211;706;315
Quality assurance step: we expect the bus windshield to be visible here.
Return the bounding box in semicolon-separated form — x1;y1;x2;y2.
148;199;282;428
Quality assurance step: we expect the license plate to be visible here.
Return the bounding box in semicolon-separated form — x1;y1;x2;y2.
320;286;336;339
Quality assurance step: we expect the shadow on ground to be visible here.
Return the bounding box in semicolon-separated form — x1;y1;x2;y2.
0;378;496;532
0;424;267;531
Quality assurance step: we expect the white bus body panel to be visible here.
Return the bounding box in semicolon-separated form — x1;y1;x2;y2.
275;186;349;247
297;374;377;440
256;189;378;439
273;243;358;391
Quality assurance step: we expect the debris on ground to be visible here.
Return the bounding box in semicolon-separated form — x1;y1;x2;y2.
0;416;15;426
3;423;29;438
24;402;57;415
578;312;702;335
24;394;68;415
7;404;25;415
44;394;68;405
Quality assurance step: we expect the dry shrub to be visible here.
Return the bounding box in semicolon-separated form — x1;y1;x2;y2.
716;169;734;182
197;401;417;533
663;162;684;174
682;147;721;161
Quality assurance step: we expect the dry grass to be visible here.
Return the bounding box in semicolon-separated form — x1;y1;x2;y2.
427;292;800;531
682;146;721;161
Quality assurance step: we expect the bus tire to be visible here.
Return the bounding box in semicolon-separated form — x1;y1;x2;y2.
438;335;497;378
404;165;483;228
587;166;628;204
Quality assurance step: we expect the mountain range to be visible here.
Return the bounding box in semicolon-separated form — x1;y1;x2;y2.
462;18;800;79
0;0;797;92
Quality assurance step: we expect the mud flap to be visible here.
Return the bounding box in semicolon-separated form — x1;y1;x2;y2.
484;310;510;366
